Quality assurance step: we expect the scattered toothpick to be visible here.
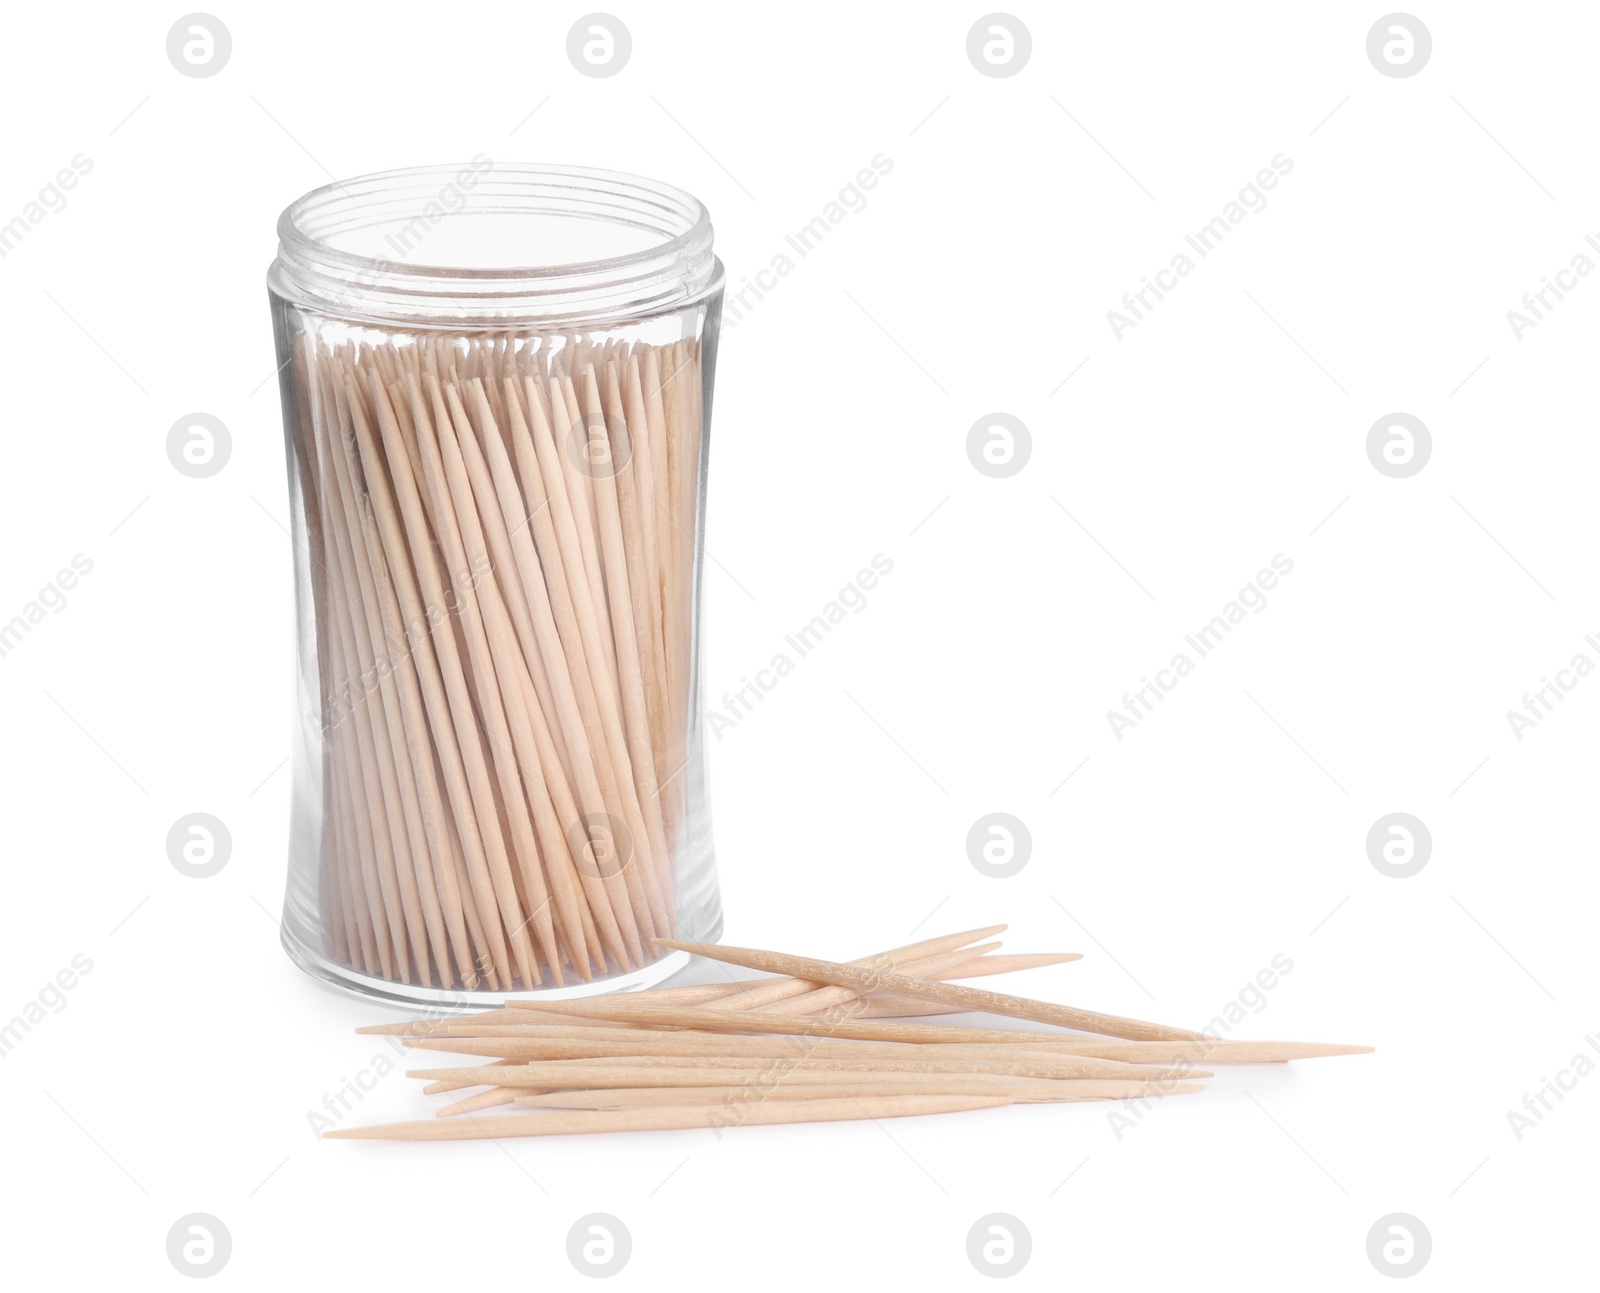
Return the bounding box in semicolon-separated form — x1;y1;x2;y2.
326;924;1368;1142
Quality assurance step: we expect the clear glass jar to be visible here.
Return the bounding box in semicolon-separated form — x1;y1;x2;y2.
267;163;724;1007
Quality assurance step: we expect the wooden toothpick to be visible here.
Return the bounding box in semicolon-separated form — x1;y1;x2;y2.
324;1093;1011;1140
654;938;1213;1042
515;1078;1203;1110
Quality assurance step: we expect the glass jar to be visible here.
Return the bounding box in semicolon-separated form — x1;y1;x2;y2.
267;163;724;1007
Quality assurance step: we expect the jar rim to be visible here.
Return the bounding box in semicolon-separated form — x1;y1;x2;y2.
270;161;719;329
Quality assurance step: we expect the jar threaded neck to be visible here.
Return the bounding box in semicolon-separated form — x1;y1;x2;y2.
270;162;717;329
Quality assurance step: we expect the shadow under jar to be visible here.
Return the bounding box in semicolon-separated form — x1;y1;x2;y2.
268;163;724;1008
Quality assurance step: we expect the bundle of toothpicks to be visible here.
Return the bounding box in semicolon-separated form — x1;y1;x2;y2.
290;329;703;992
326;926;1370;1141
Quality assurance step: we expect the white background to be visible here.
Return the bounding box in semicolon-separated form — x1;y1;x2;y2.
1;1;1594;1287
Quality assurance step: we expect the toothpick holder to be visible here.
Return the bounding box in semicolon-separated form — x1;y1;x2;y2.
268;164;724;1007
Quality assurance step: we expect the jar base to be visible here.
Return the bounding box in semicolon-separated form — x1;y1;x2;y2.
279;918;721;1012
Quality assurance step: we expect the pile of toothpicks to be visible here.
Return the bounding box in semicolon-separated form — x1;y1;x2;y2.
326;926;1370;1142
